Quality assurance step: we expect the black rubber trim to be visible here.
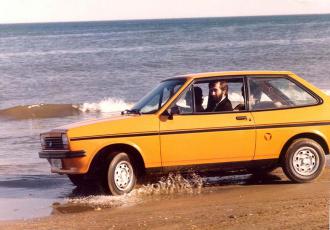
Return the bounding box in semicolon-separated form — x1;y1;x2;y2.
145;159;278;175
39;150;86;159
70;121;330;141
160;125;254;136
70;132;158;141
255;121;330;130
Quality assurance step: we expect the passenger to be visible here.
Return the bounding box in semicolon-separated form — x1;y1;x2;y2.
249;82;263;109
193;86;204;112
234;86;246;111
182;86;204;112
206;81;233;112
250;82;281;109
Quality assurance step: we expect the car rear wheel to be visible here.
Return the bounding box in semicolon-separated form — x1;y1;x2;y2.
105;152;137;195
282;138;326;183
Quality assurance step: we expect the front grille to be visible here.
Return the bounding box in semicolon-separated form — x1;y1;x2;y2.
43;137;64;150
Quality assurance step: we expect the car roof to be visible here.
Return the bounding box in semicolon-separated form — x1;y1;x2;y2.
166;71;294;81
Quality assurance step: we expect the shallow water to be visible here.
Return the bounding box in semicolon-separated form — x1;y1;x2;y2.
1;14;330;221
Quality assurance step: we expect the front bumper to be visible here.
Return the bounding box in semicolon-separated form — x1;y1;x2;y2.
39;150;86;159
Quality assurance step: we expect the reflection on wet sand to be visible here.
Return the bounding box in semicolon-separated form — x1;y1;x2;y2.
204;170;292;187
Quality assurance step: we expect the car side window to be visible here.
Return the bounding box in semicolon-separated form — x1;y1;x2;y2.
248;77;318;111
193;78;246;113
161;87;171;107
138;80;185;114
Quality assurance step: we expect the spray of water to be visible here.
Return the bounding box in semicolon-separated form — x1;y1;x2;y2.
67;173;203;209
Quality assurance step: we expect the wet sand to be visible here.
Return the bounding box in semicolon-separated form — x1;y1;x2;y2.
1;166;329;230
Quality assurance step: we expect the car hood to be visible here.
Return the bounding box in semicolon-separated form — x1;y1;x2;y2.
51;114;159;139
55;114;129;130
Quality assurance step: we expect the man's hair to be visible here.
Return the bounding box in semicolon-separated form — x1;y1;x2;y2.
209;81;229;97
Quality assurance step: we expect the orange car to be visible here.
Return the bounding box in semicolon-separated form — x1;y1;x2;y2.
39;71;329;195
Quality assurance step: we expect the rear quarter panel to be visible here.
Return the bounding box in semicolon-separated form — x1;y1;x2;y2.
252;73;330;160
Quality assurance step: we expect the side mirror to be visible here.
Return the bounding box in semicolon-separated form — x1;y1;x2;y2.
163;109;173;120
163;107;179;120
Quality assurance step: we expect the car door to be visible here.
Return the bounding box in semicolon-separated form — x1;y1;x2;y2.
247;75;322;160
159;77;256;168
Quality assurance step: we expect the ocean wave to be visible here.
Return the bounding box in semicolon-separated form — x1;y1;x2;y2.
0;98;132;120
0;104;80;120
0;45;160;58
0;90;329;120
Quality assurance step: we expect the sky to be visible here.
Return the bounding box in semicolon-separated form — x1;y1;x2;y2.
0;0;330;24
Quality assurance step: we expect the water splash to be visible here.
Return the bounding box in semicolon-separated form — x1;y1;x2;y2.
67;173;203;209
139;173;203;196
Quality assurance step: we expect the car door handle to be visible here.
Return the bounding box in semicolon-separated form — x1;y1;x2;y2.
236;116;248;121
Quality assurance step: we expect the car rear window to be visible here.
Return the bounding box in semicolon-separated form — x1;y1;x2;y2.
248;76;319;111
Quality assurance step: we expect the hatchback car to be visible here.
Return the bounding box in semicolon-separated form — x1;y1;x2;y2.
39;71;329;195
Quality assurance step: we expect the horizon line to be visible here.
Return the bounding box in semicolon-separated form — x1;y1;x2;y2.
1;12;330;25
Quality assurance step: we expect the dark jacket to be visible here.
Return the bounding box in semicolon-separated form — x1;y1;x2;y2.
206;97;233;112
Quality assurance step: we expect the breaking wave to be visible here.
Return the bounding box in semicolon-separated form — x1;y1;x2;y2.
80;98;133;113
0;98;132;120
0;104;80;120
1;89;330;120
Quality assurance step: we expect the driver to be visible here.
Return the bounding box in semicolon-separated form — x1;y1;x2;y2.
206;81;233;112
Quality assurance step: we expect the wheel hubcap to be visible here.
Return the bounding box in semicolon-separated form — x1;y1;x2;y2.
292;147;319;176
114;161;133;191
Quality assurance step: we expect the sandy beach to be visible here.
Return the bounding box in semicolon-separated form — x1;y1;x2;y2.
1;164;329;230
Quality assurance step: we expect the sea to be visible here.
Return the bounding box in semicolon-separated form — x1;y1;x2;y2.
1;14;330;220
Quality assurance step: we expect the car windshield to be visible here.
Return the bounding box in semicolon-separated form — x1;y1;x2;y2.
131;79;186;114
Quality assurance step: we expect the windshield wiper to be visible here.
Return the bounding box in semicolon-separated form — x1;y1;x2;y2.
121;109;141;115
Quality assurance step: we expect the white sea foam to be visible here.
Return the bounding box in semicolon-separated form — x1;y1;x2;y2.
27;104;42;109
79;98;133;113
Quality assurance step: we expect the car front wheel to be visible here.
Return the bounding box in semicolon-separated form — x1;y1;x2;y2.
68;174;87;187
282;138;326;183
105;152;137;195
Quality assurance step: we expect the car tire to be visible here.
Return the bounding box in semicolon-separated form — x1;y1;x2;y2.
282;138;326;183
105;152;137;195
68;174;87;187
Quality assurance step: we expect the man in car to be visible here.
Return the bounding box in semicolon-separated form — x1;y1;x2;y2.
206;81;233;112
234;86;246;111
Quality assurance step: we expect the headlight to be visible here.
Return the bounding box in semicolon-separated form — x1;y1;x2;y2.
62;134;69;146
40;134;46;146
40;133;69;150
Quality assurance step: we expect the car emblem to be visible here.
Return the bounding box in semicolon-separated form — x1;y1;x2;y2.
48;141;53;147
